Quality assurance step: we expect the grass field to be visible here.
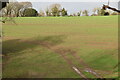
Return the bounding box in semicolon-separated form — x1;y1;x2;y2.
2;16;118;78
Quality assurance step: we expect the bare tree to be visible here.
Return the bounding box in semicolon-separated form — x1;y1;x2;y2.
39;10;45;17
93;8;97;14
73;13;77;16
19;2;32;9
49;3;61;10
45;8;51;16
95;7;105;16
49;4;61;16
2;1;32;17
77;10;82;16
9;2;22;17
4;2;14;16
83;10;89;16
18;2;32;17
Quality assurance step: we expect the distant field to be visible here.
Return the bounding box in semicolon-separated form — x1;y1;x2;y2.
2;16;118;78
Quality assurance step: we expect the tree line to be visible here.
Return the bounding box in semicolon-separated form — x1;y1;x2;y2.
0;2;119;17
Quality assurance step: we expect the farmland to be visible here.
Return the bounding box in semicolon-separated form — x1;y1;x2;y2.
2;16;118;78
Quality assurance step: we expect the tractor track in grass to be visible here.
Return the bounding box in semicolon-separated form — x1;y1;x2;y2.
35;41;88;78
54;49;87;79
68;49;102;78
53;48;102;78
17;39;102;78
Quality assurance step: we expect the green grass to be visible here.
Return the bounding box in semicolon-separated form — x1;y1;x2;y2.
2;16;118;78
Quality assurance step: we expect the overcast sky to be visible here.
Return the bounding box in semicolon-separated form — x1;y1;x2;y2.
15;0;119;15
16;0;119;2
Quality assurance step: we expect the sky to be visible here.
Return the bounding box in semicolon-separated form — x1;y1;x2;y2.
16;0;120;2
15;0;119;15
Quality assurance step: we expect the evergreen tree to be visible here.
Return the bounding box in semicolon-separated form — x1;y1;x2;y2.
61;8;67;16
